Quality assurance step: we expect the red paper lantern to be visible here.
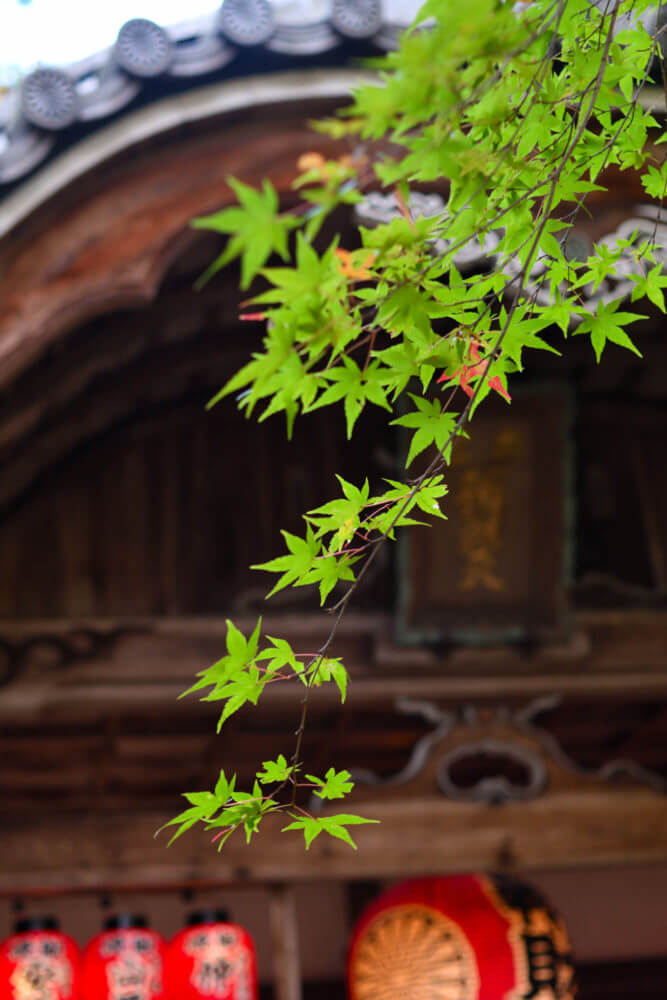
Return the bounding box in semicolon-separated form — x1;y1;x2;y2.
165;909;258;1000
81;915;166;1000
0;916;80;1000
347;874;576;1000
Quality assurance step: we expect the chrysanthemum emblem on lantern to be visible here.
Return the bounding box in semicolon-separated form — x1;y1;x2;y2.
166;910;258;1000
347;875;576;1000
81;915;166;1000
0;917;80;1000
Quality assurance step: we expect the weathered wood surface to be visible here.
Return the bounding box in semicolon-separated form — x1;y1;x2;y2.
578;401;667;594
0;387;384;617
269;886;303;1000
2;788;667;894
2;611;665;830
0;98;345;390
0;132;654;395
2;610;667;709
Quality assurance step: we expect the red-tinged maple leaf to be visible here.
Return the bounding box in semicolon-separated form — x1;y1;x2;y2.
239;312;267;321
468;340;483;364
437;365;481;397
437;339;511;402
470;342;511;400
487;375;511;402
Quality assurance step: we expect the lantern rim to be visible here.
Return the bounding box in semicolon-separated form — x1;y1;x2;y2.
103;913;148;930
13;916;59;933
186;908;231;927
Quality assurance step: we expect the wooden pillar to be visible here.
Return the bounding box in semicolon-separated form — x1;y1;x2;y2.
269;883;302;1000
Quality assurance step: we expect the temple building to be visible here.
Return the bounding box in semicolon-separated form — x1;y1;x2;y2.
0;2;666;997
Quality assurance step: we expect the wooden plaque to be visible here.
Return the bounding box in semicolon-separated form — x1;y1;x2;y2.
397;386;572;643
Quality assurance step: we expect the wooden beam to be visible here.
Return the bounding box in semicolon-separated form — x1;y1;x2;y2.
3;610;667;722
269;885;302;1000
5;665;667;726
0;106;345;390
2;788;667;894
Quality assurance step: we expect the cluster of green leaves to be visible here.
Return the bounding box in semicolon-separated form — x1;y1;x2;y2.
162;618;377;849
181;619;349;728
160;760;374;851
167;0;666;853
253;474;447;604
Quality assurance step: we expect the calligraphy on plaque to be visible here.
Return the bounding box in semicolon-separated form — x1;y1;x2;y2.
397;388;571;643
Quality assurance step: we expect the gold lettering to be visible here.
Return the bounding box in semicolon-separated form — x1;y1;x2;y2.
456;466;505;592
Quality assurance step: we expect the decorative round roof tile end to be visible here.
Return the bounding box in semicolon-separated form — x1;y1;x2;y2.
331;0;384;39
114;19;173;78
218;0;275;46
21;68;79;131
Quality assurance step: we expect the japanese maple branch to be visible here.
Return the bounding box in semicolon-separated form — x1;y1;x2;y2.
279;1;626;807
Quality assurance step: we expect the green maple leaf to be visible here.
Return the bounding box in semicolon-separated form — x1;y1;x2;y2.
307;768;354;800
257;755;293;784
282;812;378;850
158;790;222;846
330;661;348;702
631;265;667;313
306;476;369;549
256;236;343;304
308;657;349;701
252;527;320;597
317;814;379;849
576;242;625;292
391;395;461;466
376;285;435;350
204;781;277;847
213;771;234;801
641;163;667;200
575;298;645;362
181;619;261;700
311;358;391;437
376;340;435;398
281;816;323;849
310;555;357;606
209;666;266;731
193;178;298;289
256;636;304;680
500;308;561;369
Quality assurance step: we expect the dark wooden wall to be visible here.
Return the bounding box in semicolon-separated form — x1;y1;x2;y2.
4;291;667;623
0;395;386;618
0;263;390;620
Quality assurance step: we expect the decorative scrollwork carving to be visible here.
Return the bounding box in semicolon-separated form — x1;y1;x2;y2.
114;19;174;78
437;738;548;804
0;626;147;689
345;695;667;805
21;69;79;131
218;0;275;46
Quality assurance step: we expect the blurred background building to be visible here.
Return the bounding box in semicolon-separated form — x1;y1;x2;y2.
0;2;666;997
